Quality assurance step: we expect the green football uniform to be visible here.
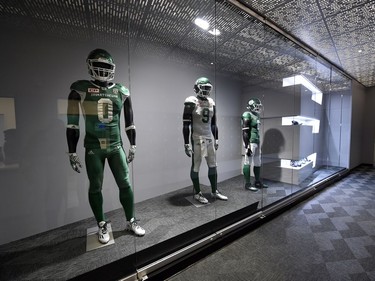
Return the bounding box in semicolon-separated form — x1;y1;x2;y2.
68;80;129;149
242;110;262;187
67;80;134;222
241;111;260;145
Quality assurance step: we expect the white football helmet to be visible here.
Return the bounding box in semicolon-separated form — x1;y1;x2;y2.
194;77;213;98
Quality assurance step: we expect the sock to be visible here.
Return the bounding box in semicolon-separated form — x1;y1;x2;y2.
119;187;134;221
243;164;251;184
89;191;105;223
208;167;217;193
190;170;201;194
254;166;261;183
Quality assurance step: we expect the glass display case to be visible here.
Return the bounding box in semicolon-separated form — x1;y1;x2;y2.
0;0;351;280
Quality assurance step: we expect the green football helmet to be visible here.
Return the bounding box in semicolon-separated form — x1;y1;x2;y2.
247;98;263;113
194;77;213;98
86;49;116;82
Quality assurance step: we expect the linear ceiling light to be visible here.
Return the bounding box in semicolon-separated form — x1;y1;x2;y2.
194;18;209;30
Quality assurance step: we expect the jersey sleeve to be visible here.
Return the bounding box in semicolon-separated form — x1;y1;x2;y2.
117;83;130;103
208;97;215;106
70;80;88;93
242;111;251;120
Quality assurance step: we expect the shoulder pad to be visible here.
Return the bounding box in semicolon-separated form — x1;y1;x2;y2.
115;83;130;96
207;97;215;106
242;111;251;119
185;96;197;104
70;80;90;92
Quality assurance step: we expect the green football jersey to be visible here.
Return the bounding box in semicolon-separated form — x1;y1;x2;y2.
68;80;129;149
242;111;261;144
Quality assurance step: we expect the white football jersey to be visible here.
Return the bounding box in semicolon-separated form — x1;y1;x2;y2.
185;96;215;139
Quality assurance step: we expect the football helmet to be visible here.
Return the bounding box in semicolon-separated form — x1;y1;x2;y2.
247;98;263;113
194;77;213;98
86;49;116;82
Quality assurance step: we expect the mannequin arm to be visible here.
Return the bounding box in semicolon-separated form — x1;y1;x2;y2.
124;96;136;146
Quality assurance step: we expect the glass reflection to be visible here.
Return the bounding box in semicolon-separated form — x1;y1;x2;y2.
0;98;17;168
131;0;218;257
0;0;353;279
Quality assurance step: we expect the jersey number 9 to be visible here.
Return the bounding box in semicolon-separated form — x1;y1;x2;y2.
202;108;210;123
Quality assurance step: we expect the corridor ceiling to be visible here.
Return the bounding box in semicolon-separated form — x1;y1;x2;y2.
0;0;374;87
242;0;375;86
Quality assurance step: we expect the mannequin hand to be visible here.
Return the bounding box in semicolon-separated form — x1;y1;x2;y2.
214;139;219;150
127;145;136;163
184;144;193;157
69;153;82;173
246;147;253;157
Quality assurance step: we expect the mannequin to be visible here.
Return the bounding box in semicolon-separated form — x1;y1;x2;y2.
66;48;145;244
183;77;228;204
242;98;268;191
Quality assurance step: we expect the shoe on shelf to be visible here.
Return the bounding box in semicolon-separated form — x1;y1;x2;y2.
126;218;145;236
194;192;208;204
255;181;268;189
212;190;228;201
98;221;110;244
245;182;258;192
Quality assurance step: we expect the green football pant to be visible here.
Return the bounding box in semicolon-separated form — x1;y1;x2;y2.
85;146;134;223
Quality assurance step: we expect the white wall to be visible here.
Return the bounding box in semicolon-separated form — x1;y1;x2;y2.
0;30;242;244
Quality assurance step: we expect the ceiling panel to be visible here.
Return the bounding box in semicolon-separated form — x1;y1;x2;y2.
0;0;373;86
241;0;375;86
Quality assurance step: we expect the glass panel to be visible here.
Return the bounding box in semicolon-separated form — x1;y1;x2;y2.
249;26;300;208
0;1;136;279
130;0;217;256
213;3;265;218
0;0;353;279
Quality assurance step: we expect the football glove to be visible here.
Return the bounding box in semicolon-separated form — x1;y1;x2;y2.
69;153;82;173
127;145;136;163
184;144;193;157
214;139;219;150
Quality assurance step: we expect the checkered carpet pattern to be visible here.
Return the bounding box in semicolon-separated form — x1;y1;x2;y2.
169;165;375;281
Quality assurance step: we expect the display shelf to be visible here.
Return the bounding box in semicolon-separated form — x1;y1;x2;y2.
261;75;323;185
280;153;317;170
282;75;323;105
281;116;320;133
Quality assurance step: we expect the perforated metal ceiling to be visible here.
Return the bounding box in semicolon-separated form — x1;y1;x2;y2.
242;0;375;87
0;0;373;87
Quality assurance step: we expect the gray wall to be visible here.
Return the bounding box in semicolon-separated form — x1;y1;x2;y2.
0;30;242;244
350;80;367;168
362;85;375;165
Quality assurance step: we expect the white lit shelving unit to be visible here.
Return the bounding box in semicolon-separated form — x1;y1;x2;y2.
261;75;323;185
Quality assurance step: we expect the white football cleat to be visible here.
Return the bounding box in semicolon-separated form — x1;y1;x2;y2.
212;190;228;201
194;192;209;204
127;218;145;236
98;221;110;244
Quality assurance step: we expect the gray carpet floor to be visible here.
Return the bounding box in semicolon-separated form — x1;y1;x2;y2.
167;165;375;281
0;166;342;280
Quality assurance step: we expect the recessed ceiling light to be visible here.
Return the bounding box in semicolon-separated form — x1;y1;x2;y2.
194;18;209;30
208;28;221;36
